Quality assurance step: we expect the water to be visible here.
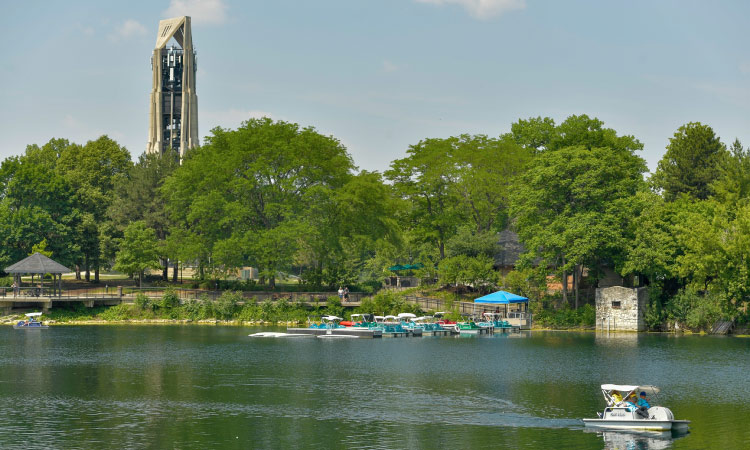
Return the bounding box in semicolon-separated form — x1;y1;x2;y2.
0;327;748;449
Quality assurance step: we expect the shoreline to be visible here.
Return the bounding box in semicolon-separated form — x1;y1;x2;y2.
3;318;746;336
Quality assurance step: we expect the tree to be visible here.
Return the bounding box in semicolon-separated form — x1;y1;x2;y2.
386;134;529;259
712;139;750;207
114;221;160;287
510;145;647;306
651;122;727;201
0;144;82;269
56;135;132;282
162;118;355;287
106;151;178;280
509;114;646;305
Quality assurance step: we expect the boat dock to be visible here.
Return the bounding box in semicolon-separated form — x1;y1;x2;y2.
287;328;382;338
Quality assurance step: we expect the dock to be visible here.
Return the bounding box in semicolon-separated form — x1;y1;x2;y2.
287;328;382;338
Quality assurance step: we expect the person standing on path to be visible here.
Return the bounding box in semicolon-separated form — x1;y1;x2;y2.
343;286;349;302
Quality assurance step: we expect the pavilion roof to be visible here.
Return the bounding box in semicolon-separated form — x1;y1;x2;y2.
4;252;71;274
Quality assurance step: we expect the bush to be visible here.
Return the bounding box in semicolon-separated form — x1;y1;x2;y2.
533;304;595;328
0;277;11;287
99;304;132;321
181;298;210;320
213;291;242;320
160;289;181;309
134;293;153;311
325;296;344;318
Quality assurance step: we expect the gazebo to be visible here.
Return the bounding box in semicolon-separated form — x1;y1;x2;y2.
4;253;70;298
473;290;529;317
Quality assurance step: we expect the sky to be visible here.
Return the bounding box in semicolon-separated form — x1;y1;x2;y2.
1;0;749;173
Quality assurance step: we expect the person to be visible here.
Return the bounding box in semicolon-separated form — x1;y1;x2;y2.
622;393;640;413
11;281;17;298
343;286;349;302
611;390;623;405
637;391;651;410
337;286;344;300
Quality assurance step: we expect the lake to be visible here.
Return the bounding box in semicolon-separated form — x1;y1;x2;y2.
0;326;747;449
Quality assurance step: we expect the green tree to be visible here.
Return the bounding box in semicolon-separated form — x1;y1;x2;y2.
106;151;178;280
162;118;355;287
651;122;727;201
510;145;647;306
386;134;529;259
114;221;161;287
509;114;646;306
56;135;132;281
0;143;81;269
712;139;750;206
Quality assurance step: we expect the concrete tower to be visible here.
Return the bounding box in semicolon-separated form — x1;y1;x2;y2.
147;16;199;158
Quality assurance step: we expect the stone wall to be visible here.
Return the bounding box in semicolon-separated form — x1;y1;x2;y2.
595;286;648;331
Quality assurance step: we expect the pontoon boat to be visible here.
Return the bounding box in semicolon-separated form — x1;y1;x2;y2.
582;384;690;432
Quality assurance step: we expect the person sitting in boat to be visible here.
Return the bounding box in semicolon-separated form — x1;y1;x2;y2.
611;390;623;405
623;393;641;413
635;391;651;418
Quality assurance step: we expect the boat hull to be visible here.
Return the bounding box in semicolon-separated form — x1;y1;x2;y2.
582;419;690;432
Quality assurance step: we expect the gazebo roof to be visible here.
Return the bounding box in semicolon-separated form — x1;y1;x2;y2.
4;252;71;274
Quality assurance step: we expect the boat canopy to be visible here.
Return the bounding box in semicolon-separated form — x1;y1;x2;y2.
601;384;660;395
25;312;43;317
397;313;416;319
473;290;528;304
384;315;398;320
322;315;342;321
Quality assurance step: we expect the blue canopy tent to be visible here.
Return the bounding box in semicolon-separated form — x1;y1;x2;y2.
473;290;529;318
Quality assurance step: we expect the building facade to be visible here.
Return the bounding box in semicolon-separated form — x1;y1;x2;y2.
595;286;649;331
147;16;199;158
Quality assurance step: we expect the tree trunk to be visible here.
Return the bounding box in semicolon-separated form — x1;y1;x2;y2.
269;275;275;290
94;267;100;283
172;261;178;282
561;255;568;305
85;254;90;282
139;270;144;288
75;264;81;281
573;264;579;309
162;259;168;280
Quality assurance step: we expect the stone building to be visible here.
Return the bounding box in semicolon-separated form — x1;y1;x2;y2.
595;286;648;331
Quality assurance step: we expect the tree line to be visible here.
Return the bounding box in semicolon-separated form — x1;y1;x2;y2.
0;115;747;328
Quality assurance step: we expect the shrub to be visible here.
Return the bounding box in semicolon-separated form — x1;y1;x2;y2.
160;289;181;309
213;291;241;319
99;304;132;321
324;296;344;318
134;293;153;311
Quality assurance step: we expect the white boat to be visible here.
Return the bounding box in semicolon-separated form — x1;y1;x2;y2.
582;384;690;432
13;312;48;329
248;332;313;338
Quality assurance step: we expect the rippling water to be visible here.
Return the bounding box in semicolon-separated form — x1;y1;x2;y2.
0;326;748;449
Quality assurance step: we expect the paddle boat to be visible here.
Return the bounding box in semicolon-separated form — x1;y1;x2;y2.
14;312;48;329
477;312;514;331
309;315;347;329
582;384;690;432
434;312;457;330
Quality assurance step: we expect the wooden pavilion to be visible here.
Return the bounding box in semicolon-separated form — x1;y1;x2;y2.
4;253;70;298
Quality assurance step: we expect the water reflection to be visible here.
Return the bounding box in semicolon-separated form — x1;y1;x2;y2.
595;331;639;347
583;428;689;450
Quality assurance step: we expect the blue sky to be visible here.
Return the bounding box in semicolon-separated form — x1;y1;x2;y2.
1;0;748;173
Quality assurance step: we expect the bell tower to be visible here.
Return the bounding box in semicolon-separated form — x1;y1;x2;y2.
147;16;199;158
